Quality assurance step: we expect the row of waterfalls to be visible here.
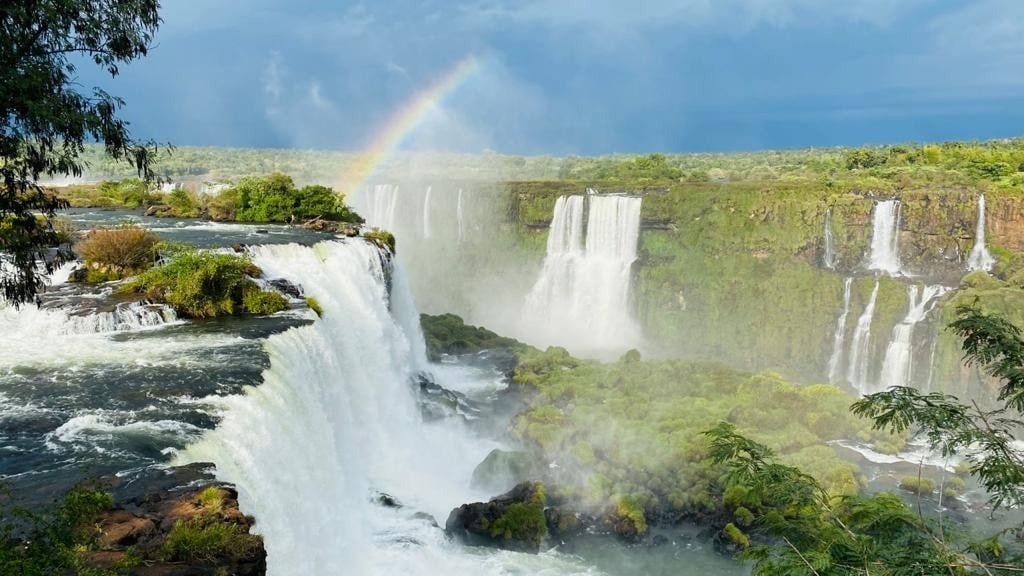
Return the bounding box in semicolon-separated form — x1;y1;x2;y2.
825;194;992;395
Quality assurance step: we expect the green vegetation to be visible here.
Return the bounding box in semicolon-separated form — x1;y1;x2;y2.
508;347;900;531
486;483;547;549
0;1;162;304
73;225;160;282
58;179;162;209
0;486;127;575
306;297;324;317
363;228;396;252
420;313;529;360
219;173;361;223
707;305;1024;574
122;250;288;317
162;519;260;564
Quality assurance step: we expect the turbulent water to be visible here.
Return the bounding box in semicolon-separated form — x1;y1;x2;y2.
523;193;643;354
867;200;902;275
876;285;946;394
967;194;996;272
826;278;853;383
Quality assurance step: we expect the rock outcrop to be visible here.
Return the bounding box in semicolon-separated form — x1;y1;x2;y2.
445;481;548;553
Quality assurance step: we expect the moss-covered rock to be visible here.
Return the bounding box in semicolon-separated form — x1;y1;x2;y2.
445;482;548;553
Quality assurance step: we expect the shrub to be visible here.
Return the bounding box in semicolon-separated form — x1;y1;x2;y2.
241;286;288;315
166;188;200;218
306;297;323;317
224;173;361;224
161;519;260;563
123;251;267;318
898;476;935;496
722;522;750;549
363;228;395;252
74;226;159;280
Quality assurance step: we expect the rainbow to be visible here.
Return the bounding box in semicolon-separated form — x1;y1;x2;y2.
337;55;480;194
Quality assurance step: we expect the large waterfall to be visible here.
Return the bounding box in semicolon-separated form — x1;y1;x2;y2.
846;279;880;393
360;184;400;230
179;240;563;575
967;194;995;272
523;193;642;353
876;285;946;394
456;188;464;242
867;200;901;275
826;278;853;383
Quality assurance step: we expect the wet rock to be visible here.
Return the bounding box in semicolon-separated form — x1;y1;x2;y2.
145;205;171;217
416;372;479;421
231;243;247;253
267;278;303;298
375;492;401;508
445;481;547;553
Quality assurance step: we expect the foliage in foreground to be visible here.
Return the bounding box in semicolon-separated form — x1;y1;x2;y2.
122;250;288;318
0;1;162;304
0;486;126;576
708;304;1024;575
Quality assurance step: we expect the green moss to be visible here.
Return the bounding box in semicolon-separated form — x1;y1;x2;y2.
898;476;935;496
306;297;324;317
420;313;531;360
363;228;396;253
722;522;750;549
241;287;288;315
486;483;547;548
734;506;755;527
161;519;260;563
612;494;648;536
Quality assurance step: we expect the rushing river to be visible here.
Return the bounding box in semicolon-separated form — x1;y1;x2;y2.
0;210;745;576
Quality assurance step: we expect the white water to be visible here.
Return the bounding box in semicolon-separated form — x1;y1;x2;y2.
423;186;433;239
456;188;464;242
179;240;593;575
846;279;879;394
967;194;995;272
826;277;853;383
359;184;400;231
868;200;902;275
876;285;946;394
823;208;837;269
523;193;642;353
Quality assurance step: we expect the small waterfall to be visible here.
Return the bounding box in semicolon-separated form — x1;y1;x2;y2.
179;240;496;575
359;184;400;231
876;285;946;394
523;193;642;353
826;278;854;383
823;208;837;269
456;188;465;242
967;194;995;272
63;302;178;335
422;186;433;239
868;200;902;275
846;279;880;393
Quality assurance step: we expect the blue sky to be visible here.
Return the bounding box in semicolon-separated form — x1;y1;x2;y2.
92;0;1024;155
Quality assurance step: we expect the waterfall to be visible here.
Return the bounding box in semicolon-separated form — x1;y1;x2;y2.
967;194;995;272
523;193;642;353
823;208;837;269
876;285;947;394
868;200;902;275
358;184;400;231
422;186;433;239
826;278;853;383
846;279;880;393
178;240;504;575
456;188;464;242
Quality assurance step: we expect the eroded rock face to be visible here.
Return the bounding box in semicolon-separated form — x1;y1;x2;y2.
445;481;548;553
84;484;266;576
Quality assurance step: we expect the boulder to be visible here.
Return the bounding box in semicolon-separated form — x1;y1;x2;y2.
445;481;548;553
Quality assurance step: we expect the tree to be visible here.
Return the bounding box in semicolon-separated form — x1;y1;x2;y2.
707;304;1024;574
0;1;163;304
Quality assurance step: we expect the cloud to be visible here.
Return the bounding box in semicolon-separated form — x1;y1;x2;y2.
261;51;284;116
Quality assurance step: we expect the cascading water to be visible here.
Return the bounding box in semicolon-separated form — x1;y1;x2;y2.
359;184;400;230
456;188;464;242
823;208;837;269
826;278;853;383
423;186;433;239
523;193;642;353
876;284;946;394
846;279;879;393
178;240;591;575
868;200;901;275
967;194;995;272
